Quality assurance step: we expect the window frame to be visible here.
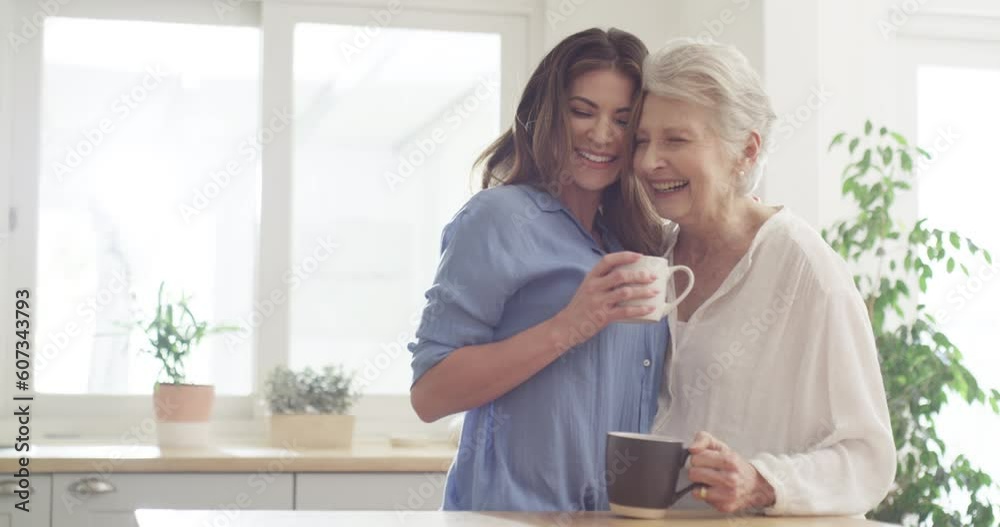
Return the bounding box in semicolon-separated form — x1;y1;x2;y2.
2;0;537;440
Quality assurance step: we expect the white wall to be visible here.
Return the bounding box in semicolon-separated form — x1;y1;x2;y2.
542;0;680;53
1;0;11;234
541;0;763;70
1;0;12;366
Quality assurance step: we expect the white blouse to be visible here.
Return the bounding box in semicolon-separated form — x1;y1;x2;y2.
652;208;896;516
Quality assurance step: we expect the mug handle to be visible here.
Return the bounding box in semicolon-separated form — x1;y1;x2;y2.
663;265;695;312
669;449;702;506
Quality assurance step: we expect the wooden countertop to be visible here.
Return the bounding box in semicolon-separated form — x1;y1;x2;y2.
135;510;896;526
0;442;456;473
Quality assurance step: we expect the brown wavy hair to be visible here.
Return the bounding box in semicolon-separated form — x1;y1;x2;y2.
475;27;667;255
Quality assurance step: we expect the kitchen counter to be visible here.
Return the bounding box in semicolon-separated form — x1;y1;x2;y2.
0;442;456;473
135;510;896;526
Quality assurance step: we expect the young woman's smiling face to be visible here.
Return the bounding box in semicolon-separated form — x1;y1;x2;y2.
564;69;635;192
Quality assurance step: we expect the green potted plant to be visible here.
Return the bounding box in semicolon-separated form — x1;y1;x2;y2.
825;121;1000;526
122;281;239;447
265;365;361;449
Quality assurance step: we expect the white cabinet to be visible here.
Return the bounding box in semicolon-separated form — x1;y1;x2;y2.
52;473;293;527
295;473;445;512
0;475;51;527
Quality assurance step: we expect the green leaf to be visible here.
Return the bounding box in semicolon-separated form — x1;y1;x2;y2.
949;232;960;249
917;146;932;159
842;178;856;195
947;258;955;273
849;137;860;154
865;120;873;135
828;132;846;151
879;126;887;136
890;132;909;146
985;250;993;265
900;150;913;172
881;147;893;165
860;149;872;170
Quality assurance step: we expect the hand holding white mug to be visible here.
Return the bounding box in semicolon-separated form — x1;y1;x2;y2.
614;255;694;323
554;252;662;345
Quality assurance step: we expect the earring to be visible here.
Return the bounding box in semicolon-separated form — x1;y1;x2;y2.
738;170;746;177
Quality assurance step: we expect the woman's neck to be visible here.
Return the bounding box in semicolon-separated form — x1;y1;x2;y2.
557;182;603;235
674;197;771;263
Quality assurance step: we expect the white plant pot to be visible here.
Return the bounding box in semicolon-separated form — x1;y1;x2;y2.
156;422;213;448
270;414;355;449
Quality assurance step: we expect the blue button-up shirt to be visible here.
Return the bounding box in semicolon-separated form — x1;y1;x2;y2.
409;183;669;512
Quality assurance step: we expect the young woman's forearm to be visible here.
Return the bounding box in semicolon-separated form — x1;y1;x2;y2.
410;252;657;423
410;315;574;423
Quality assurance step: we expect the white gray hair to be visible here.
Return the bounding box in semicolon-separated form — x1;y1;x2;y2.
643;39;776;195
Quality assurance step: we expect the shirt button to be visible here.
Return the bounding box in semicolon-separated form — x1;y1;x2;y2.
643;359;651;367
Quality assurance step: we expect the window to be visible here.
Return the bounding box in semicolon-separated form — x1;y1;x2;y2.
902;35;1000;505
6;0;531;434
35;17;260;395
289;24;501;394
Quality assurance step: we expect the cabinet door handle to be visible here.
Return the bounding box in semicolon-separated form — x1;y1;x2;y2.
68;477;116;495
0;479;34;495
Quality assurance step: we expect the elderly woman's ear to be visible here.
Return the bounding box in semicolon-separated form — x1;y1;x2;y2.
740;131;762;173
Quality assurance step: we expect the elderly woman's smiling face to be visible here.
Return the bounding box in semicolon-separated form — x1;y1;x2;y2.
633;94;742;223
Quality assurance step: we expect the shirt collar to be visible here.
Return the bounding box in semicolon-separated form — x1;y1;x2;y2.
519;184;564;212
518;184;623;252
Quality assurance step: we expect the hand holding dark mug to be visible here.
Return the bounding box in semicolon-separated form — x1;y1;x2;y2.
688;431;776;513
605;432;703;519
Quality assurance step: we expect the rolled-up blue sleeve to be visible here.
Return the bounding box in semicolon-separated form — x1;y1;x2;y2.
408;196;521;385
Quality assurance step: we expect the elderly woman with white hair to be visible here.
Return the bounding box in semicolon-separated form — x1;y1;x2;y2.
631;40;897;516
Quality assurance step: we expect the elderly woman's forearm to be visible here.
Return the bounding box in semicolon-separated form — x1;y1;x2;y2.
750;435;896;516
409;316;574;423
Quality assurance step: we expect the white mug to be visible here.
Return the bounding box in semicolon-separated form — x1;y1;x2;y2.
616;256;695;323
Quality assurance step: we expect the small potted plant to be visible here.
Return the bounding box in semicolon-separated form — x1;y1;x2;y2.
265;365;360;449
122;281;239;447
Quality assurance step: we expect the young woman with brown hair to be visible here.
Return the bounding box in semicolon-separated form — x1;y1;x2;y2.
408;28;670;511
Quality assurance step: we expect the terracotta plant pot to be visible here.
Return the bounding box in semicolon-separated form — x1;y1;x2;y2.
153;383;215;448
270;414;355;449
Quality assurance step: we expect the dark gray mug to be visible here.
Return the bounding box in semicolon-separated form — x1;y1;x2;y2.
606;432;698;519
